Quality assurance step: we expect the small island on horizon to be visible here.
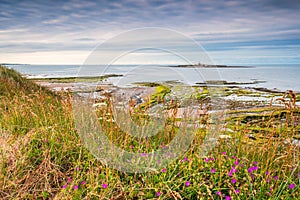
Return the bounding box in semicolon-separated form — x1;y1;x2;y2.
170;63;255;68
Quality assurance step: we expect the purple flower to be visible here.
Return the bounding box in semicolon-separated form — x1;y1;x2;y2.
162;168;167;173
210;157;215;161
266;171;270;175
185;181;190;187
177;173;181;177
181;157;189;162
273;176;278;180
140;153;147;157
253;162;258;165
235;189;240;194
157;191;161;196
234;160;239;165
67;177;72;182
228;167;237;176
222;151;226;155
248;166;258;173
62;183;68;189
266;178;271;183
102;183;108;188
231;179;237;184
204;158;210;162
211;168;216;173
75;166;79;171
74;185;79;190
81;181;86;185
216;191;221;196
226;196;231;200
266;192;272;196
289;183;295;189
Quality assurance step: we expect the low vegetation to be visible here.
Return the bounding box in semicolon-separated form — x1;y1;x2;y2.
0;65;299;199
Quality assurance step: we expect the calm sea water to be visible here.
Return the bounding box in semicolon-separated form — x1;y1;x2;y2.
7;64;300;92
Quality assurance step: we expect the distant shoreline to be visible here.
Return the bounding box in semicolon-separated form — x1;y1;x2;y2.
169;64;255;68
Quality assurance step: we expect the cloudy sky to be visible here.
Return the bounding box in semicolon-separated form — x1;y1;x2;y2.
1;0;300;65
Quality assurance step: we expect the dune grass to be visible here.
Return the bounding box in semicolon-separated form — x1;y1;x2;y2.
0;65;299;199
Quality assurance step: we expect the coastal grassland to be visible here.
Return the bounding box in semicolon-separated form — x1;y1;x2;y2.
0;65;299;199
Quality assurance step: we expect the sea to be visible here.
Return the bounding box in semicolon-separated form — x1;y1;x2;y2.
6;64;300;92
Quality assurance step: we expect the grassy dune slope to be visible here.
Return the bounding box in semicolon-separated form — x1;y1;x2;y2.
0;65;299;199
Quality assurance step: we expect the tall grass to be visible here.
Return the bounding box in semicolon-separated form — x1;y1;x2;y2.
0;65;299;199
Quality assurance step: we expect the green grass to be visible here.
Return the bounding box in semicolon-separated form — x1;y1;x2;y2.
31;74;122;83
0;65;299;199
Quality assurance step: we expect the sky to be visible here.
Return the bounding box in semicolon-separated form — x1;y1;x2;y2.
0;0;300;65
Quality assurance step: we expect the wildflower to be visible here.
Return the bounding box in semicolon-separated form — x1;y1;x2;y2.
74;185;79;190
210;157;215;161
231;179;237;184
253;162;258;165
266;171;270;175
222;151;226;155
185;181;190;187
211;168;216;173
266;178;271;183
157;191;161;196
162;168;167;173
102;183;108;189
75;166;79;171
289;183;295;189
235;189;240;194
248;166;258;173
216;191;221;196
81;181;86;185
228;167;237;176
62;183;68;189
226;196;231;200
181;157;189;162
273;176;278;180
234;160;239;165
67;177;72;182
204;158;210;162
140;153;147;157
266;192;272;196
177;173;181;177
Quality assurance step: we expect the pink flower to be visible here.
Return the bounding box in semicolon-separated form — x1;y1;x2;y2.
185;181;190;187
102;183;108;189
211;168;216;173
222;151;226;155
216;191;221;196
62;183;68;189
157;191;161;196
81;181;86;185
226;196;231;200
289;183;295;189
273;176;278;180
74;185;78;190
140;153;147;157
75;166;79;171
67;177;72;182
234;160;239;165
235;189;240;194
231;179;237;184
162;168;167;173
204;158;210;162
